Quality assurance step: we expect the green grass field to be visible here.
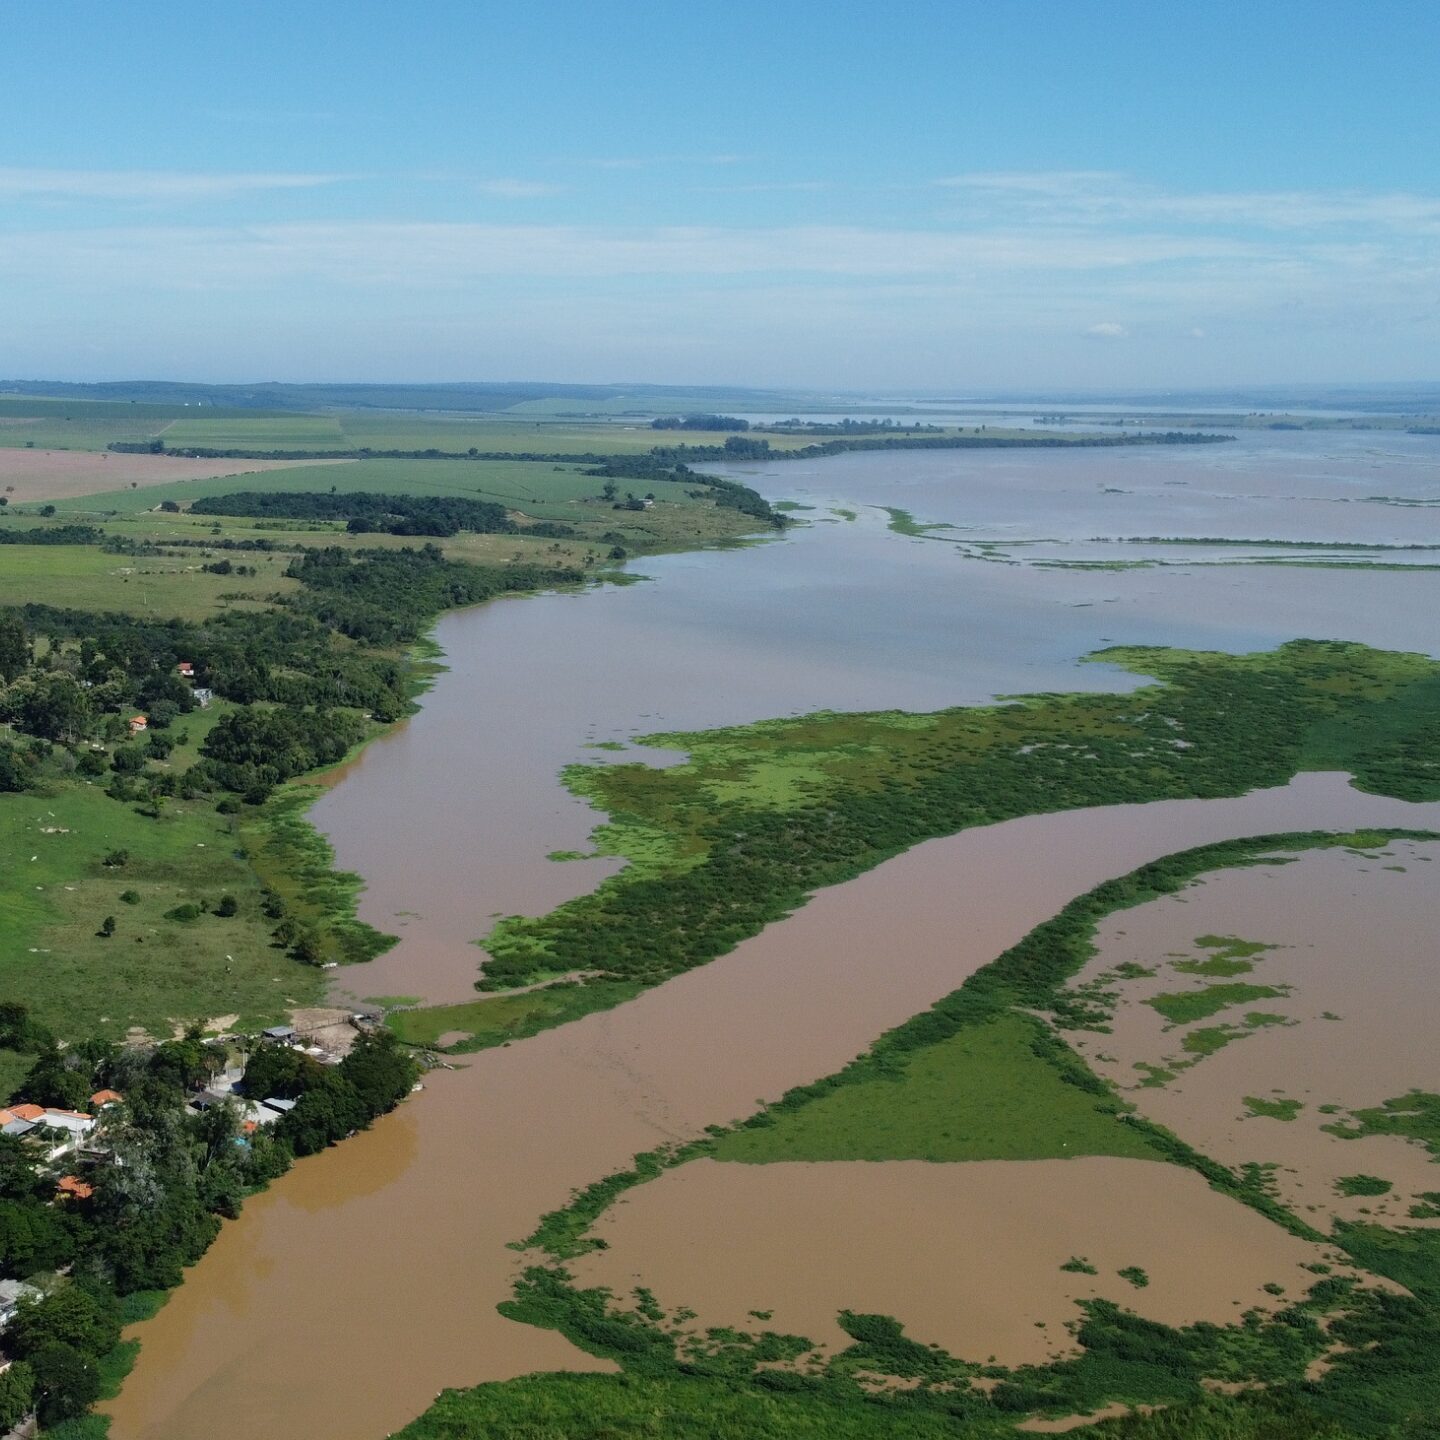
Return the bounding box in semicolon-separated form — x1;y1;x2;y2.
0;543;295;618
0;781;322;1038
712;1013;1159;1164
55;457;699;518
163;414;348;450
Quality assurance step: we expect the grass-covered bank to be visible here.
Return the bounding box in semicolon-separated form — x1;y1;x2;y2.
394;640;1440;1051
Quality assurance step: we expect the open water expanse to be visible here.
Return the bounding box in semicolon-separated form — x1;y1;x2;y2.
106;428;1440;1438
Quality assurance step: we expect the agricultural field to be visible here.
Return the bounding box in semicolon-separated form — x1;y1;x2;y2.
161;414;348;451
0;447;335;504
0;395;283;452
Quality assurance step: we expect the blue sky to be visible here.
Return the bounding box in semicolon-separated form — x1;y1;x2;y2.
3;0;1438;389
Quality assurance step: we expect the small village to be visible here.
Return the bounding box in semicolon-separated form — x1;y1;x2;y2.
0;1008;412;1433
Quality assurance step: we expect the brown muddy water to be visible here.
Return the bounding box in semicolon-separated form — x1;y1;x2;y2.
1066;840;1440;1227
107;434;1440;1435
317;429;1440;1008
572;1156;1348;1369
105;775;1440;1440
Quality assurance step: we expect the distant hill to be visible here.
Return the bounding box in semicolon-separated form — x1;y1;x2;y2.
0;378;828;415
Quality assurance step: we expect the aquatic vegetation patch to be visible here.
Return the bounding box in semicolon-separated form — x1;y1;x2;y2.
1334;1175;1393;1198
467;832;1440;1438
1244;1096;1304;1122
1321;1090;1440;1159
1171;934;1275;977
1146;983;1289;1027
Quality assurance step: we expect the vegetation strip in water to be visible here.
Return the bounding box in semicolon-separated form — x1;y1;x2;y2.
417;830;1440;1439
393;640;1440;1051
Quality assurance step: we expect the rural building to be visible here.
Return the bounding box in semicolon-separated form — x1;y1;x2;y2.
193;687;214;708
0;1280;40;1330
90;1089;124;1109
0;1104;97;1160
128;714;148;733
177;661;195;678
55;1175;94;1201
262;1025;298;1044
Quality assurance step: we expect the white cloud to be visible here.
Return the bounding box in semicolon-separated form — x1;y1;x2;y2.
474;179;564;199
0;167;348;201
1086;322;1129;338
0;220;1271;287
936;170;1440;235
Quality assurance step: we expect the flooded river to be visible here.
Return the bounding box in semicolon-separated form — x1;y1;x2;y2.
105;776;1440;1440
313;429;1440;1006
107;430;1440;1438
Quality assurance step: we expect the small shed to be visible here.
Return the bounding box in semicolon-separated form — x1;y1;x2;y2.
262;1025;298;1043
193;687;214;709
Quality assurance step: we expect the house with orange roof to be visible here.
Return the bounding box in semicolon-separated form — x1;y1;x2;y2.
177;661;195;679
90;1089;124;1110
55;1175;94;1201
128;714;148;734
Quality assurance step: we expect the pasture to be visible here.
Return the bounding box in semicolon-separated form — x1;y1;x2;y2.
0;782;321;1038
0;543;295;619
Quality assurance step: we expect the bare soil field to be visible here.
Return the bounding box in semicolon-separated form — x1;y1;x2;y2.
0;448;342;503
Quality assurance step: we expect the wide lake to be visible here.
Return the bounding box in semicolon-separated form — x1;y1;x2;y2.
106;428;1440;1438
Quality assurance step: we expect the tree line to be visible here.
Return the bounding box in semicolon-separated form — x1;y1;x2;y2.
188;490;574;540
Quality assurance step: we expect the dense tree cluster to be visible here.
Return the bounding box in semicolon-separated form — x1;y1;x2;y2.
188;490;570;539
649;414;750;431
0;524;105;546
198;706;364;795
284;545;580;645
0;542;563;799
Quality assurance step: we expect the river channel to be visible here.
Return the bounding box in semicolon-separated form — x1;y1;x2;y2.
107;430;1440;1438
